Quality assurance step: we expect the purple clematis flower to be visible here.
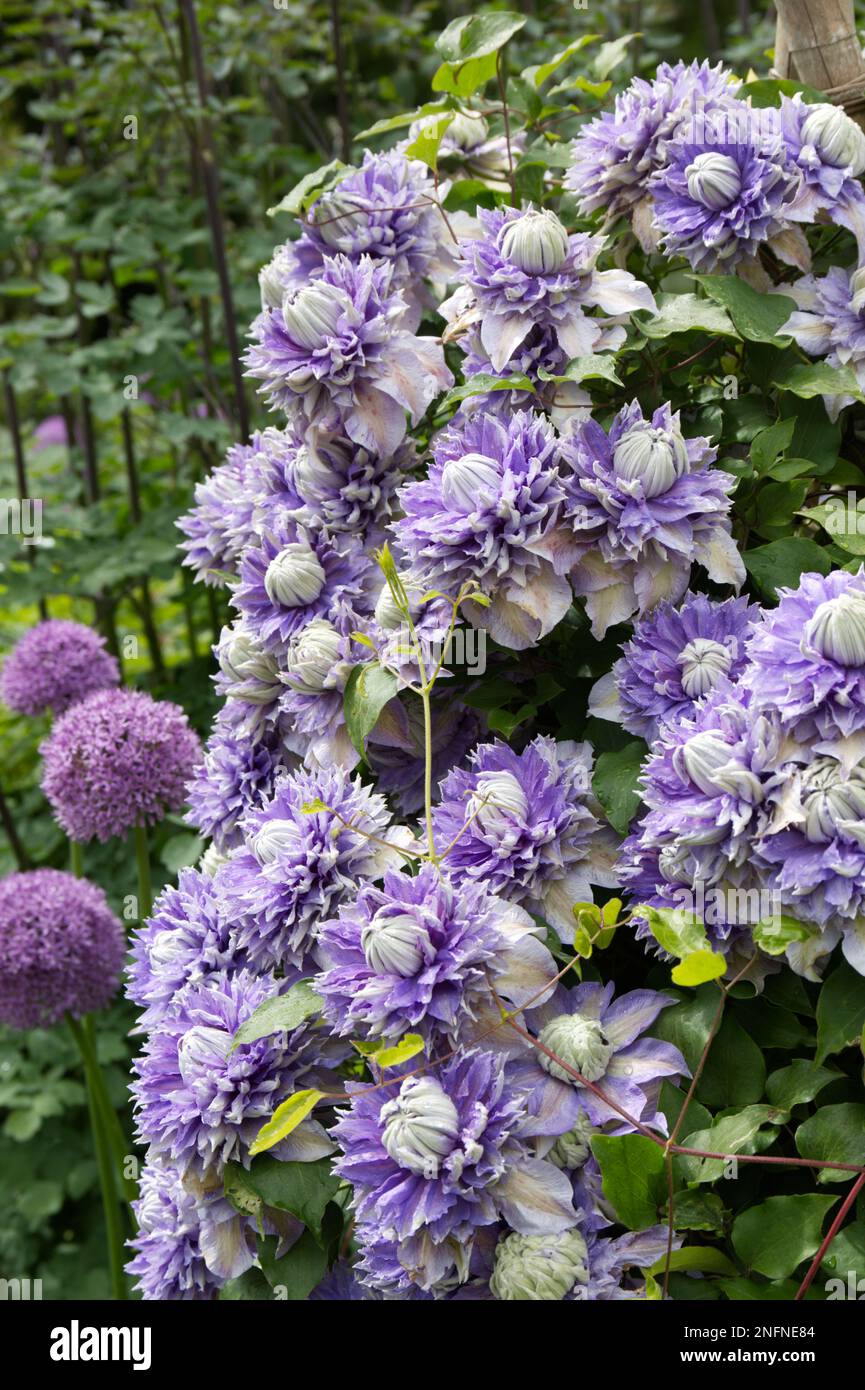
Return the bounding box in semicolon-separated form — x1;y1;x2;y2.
177;438;263;586
245;254;452;454
589;593;761;742
185;704;292;852
560;401;744;638
778;266;865;419
779;94;865;256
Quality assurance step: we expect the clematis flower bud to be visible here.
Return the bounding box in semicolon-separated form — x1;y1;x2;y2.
259;245;297;310
677;730;734;795
469;770;529;834
311;190;364;248
285;618;342;691
548;1112;596;1170
264;542;326;608
381;1076;460;1175
178;1024;232;1083
218;625;283;704
806;590;865;667
685;151;743;209
281;283;343;349
678;637;733;699
490;1229;588;1301
538;1012;614;1083
440;452;502;512
361;908;433;977
802;103;865;175
801;757;865;843
252;819;301;865
445;110;489;150
613;424;688;498
851;267;865;315
500;209;570;275
375;575;417;631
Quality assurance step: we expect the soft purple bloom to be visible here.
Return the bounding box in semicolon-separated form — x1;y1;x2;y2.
744;567;865;742
396;409;573;650
560;401;744;638
567;60;741;226
127;868;242;1030
315;862;556;1043
779;265;865;419
132;968;340;1178
232;520;376;656
441;207;654;373
620;682;783;949
367;694;481;815
245;254;452;454
213;624;286;736
277;619;363;771
517;981;687;1130
177;438;262;585
127;1158;257;1300
41;688;201;842
459;324;592;427
214;764;410;972
1;619;120;717
431;736;615;937
649;106;804;272
185;704;291;851
332;1048;578;1292
590;594;761;742
32;414;69;449
0;869;124;1029
779;94;865;255
576;1225;678;1300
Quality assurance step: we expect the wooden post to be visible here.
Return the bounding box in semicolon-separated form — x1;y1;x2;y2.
774;0;865;118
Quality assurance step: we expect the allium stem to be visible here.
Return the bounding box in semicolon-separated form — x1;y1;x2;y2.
67;1014;128;1300
69;839;84;878
80;1015;139;1215
134;823;153;921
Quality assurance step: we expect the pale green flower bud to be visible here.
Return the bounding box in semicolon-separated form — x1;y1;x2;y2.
469;770;529;834
678;637;733;699
685;151;743;210
374;574;418;631
381;1077;461;1176
490;1229;588;1301
311;190;363;248
500;209;570;275
361;909;433;977
199;843;232;878
806;590;865;667
548;1111;597;1169
802;757;865;843
445;110;489;151
613;425;688;498
851;267;865;315
441;452;501;512
253;819;300;865
678;730;734;795
264;542;326;608
259;245;295;310
538;1012;614;1083
281;283;342;349
802;103;865;175
219;625;283;703
178;1025;232;1082
285;618;342;691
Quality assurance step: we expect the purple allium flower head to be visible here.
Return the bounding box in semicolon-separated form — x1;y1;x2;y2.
127;1159;227;1301
441;207;654;373
132;968;341;1178
744;567;865;742
127;867;242;1031
232;520;376;655
215;764;410;972
367;694;481;815
619;682;783;948
649;105;804;272
566;60;741;225
41;688;201;842
32;414;69;450
332;1048;577;1292
185;704;290;852
177;438;262;586
779;95;865;254
431;736;615;938
0;869;124;1029
396;409;573;650
561;401;744;638
294;151;459;327
1;619;120;717
779;266;865;419
245;254;452;455
522;980;687;1128
315;862;555;1043
590;593;761;742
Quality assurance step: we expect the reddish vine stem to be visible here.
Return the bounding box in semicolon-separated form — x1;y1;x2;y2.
795;1169;865;1301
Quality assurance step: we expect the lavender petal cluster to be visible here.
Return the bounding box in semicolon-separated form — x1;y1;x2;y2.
1;619;120;717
